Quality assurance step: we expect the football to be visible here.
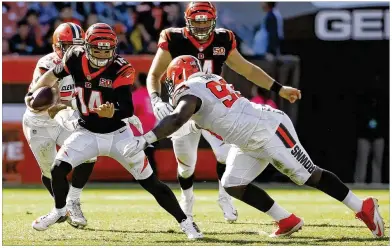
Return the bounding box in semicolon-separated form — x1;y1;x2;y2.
31;86;58;111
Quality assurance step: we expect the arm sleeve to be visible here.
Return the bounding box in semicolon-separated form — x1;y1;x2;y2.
265;13;279;55
113;85;134;120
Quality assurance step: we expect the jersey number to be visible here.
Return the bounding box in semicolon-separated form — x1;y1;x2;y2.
206;79;242;108
202;60;213;74
75;87;103;115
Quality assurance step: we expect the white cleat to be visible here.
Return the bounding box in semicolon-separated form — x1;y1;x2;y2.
32;209;67;231
180;194;195;220
180;217;204;240
218;196;238;223
66;199;87;229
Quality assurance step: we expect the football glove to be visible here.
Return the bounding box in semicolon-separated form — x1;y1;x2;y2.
151;96;173;120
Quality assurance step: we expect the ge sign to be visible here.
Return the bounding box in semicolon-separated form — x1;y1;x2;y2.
315;10;389;40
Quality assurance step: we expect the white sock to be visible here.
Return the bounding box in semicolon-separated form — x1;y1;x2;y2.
181;186;194;199
218;180;230;199
342;191;363;213
54;207;66;216
265;202;291;221
67;186;83;202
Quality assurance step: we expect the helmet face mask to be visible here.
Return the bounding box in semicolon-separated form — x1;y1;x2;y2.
86;43;116;67
185;2;217;41
85;23;118;68
52;23;85;59
187;18;216;41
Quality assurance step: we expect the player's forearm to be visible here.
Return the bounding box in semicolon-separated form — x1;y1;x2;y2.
243;63;275;90
149;113;188;141
28;69;59;93
146;73;162;96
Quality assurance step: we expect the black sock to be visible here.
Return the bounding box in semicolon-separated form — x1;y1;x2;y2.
139;174;187;223
145;145;158;174
216;162;226;180
306;169;350;202
71;162;95;189
51;160;72;209
41;175;54;197
178;173;194;190
226;183;275;213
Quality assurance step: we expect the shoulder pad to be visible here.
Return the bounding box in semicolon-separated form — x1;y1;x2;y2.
37;53;61;70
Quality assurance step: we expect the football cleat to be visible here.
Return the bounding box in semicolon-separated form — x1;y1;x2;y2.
180;217;204;240
66;199;87;229
269;214;304;238
32;209;67;231
355;197;384;238
218;196;238;223
180;192;194;220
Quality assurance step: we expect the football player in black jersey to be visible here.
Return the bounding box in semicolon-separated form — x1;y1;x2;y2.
27;23;203;239
147;2;301;222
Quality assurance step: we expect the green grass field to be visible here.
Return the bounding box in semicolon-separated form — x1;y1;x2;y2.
2;186;390;246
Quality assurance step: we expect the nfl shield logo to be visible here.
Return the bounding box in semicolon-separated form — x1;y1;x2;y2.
198;53;204;59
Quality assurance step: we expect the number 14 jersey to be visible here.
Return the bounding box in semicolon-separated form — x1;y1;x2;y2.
61;46;135;133
172;73;284;150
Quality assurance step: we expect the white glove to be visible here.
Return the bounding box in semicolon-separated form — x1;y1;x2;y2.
123;136;148;158
127;115;144;134
151;96;173;120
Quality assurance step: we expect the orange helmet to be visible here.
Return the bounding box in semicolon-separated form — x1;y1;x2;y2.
85;23;118;67
165;55;203;96
184;2;217;41
52;22;85;59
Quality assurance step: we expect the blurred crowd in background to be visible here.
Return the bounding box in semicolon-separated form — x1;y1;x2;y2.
2;2;282;57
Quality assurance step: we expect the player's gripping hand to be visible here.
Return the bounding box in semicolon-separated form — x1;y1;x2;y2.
151;95;173;120
279;86;302;104
92;102;115;118
48;104;68;119
24;94;39;113
123;136;148;158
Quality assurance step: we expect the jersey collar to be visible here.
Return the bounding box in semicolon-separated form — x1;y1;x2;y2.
82;55;107;81
183;28;215;52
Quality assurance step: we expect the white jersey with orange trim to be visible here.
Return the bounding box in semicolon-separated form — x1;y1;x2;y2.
172;73;284;150
25;52;75;127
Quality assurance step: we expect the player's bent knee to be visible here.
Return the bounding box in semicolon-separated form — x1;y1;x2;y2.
224;185;246;199
51;160;73;178
177;164;195;179
304;167;323;187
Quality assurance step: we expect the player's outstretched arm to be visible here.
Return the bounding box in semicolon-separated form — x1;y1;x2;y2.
28;68;62;93
226;49;301;103
147;48;172;96
123;95;200;158
150;95;199;140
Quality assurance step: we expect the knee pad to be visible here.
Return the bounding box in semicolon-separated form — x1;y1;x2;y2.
213;144;230;164
177;160;195;179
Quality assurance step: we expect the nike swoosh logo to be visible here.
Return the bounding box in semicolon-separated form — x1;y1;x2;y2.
120;129;126;133
376;223;382;237
136;140;140;147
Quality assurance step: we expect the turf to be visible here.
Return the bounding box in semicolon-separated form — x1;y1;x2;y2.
2;186;390;246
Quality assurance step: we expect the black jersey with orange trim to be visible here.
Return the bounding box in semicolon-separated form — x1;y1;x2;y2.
158;27;236;75
57;45;135;133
